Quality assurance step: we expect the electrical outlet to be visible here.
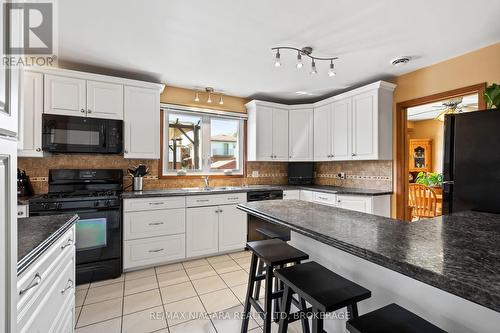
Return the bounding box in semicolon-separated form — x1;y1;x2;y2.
338;172;346;180
252;170;259;177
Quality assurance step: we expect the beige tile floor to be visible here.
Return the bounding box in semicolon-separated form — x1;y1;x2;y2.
75;251;303;333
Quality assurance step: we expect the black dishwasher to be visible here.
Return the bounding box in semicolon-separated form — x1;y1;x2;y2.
246;190;290;241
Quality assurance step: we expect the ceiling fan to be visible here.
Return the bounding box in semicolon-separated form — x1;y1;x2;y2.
432;97;478;121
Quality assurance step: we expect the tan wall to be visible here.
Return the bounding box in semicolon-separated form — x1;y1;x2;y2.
161;86;249;113
407;120;444;173
391;41;500;217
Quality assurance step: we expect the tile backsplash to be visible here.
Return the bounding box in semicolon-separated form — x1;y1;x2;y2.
314;160;393;191
18;155;392;194
17;155;288;194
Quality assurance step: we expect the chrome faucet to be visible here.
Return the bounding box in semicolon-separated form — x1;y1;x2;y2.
203;176;210;188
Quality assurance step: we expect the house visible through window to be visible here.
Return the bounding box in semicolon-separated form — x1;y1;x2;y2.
162;108;244;176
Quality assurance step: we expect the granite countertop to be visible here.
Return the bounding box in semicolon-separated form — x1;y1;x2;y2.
237;200;500;313
121;184;392;199
18;214;79;275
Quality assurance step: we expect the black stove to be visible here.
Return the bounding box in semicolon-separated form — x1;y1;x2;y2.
29;169;124;285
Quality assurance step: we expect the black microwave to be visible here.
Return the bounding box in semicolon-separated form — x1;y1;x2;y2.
42;114;123;154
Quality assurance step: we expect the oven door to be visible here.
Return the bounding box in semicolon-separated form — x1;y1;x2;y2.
42;114;117;153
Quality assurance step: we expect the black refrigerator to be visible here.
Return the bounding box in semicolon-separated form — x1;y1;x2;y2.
443;109;500;214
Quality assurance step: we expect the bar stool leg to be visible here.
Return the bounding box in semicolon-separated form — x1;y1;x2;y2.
263;265;273;333
253;259;264;300
311;308;323;333
278;286;293;333
347;303;359;319
241;254;258;333
273;264;281;322
299;296;310;333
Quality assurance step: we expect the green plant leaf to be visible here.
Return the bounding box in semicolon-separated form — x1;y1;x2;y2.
484;83;500;109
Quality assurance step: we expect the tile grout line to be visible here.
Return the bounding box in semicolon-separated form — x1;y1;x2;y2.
154;266;170;332
120;278;125;333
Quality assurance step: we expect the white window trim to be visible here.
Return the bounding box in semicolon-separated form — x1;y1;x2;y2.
162;107;245;176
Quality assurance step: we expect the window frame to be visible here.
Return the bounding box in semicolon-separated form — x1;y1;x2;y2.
159;108;246;178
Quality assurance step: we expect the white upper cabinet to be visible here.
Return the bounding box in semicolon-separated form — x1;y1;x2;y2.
246;101;289;161
86;80;123;119
289;107;313;161
313;103;332;161
272;107;289;161
313;81;395;161
44;74;86;116
124;86;160;159
331;98;352;160
352;90;377;160
19;71;43;157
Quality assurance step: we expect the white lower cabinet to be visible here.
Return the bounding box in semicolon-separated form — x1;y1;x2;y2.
299;190;313;202
306;191;391;217
123;193;247;271
336;195;372;213
283;190;300;200
218;204;248;252
17;226;75;333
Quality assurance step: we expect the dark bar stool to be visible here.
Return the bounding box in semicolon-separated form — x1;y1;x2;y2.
346;303;447;333
241;239;309;333
274;261;372;333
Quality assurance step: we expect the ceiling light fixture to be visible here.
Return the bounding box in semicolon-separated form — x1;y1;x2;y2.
194;87;224;105
272;46;338;77
391;56;411;67
194;90;200;102
219;94;224;105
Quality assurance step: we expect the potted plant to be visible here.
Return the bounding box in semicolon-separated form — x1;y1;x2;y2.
415;172;443;188
484;83;500;109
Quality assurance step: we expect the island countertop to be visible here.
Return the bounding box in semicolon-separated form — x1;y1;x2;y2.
18;214;79;275
237;200;500;313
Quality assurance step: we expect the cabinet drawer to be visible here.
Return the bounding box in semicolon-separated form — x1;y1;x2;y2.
17;204;29;218
18;251;75;333
124;196;186;212
299;190;313;202
124;234;185;270
124;208;185;240
186;193;246;207
312;191;337;206
283;190;300;200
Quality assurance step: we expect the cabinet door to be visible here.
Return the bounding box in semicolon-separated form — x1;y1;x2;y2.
332;98;351;160
0;138;17;333
313;104;331;161
86;80;124;120
186;206;219;257
255;105;274;160
123;86;160;159
336;195;372;213
218;204;247;252
272;108;289;161
352;90;377;160
44;74;86;117
299;190;313;202
19;72;43;157
289;108;313;161
283;190;300;200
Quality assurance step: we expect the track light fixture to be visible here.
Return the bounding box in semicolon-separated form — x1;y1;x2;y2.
194;87;225;106
272;46;338;77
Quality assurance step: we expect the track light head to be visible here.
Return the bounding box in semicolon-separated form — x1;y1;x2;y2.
274;49;281;67
310;59;317;75
328;61;336;77
296;52;303;69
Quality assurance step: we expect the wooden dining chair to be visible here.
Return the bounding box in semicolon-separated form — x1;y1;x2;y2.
408;184;438;220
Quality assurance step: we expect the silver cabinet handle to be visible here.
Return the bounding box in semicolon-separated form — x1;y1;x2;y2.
196;199;209;202
149;248;164;253
18;211;24;216
352;153;356;156
60;279;73;294
149;202;165;205
124;150;128;154
148;222;164;226
318;196;328;200
80;109;85;113
36;148;41;152
87;109;92;113
61;238;73;250
19;273;42;296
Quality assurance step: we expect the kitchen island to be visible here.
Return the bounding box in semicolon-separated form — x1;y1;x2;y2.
238;200;500;333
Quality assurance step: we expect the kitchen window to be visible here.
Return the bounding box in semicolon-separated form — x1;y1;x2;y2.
161;107;245;176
